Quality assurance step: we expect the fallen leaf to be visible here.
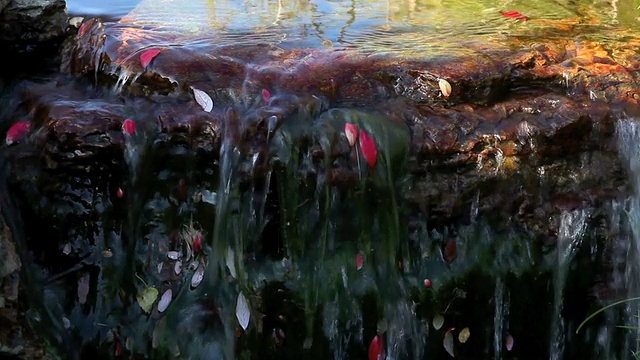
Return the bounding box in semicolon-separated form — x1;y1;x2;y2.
77;274;90;304
359;130;378;169
262;89;271;104
194;232;202;253
117;188;124;198
136;285;158;313
140;49;161;68
356;253;363;270
174;260;182;275
501;10;527;21
506;333;514;351
368;335;383;360
236;292;251;330
344;123;357;147
424;278;432;288
167;251;180;260
433;314;444;330
443;329;455;357
458;327;470;343
62;316;71;329
62;242;71;255
122;119;136;135
5;121;31;145
192;87;213;112
77;18;95;38
438;78;452;97
226;246;237;278
442;238;457;264
102;249;113;258
157;289;172;313
191;262;204;288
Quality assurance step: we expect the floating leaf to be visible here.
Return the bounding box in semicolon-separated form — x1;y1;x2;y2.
356;253;363;270
359;130;378;169
438;78;452;97
77;274;90;305
174;260;182;275
501;10;527;21
167;251;180;260
226;246;237;278
262;88;271;104
136;286;158;313
344;123;357;147
424;278;432;288
122;118;136;135
158;289;172;313
192;87;213;112
236;292;251;330
140;49;161;68
458;327;470;343
505;333;514;351
5;121;31;145
443;329;455;357
117;188;124;198
433;314;445;330
368;335;383;360
191;262;204;288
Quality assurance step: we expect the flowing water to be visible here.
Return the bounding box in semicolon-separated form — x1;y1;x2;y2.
4;0;640;359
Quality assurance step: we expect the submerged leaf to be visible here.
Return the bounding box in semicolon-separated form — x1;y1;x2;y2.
356;253;363;270
368;335;383;360
458;327;470;343
236;292;251;330
191;263;204;288
438;78;452;97
192;87;214;112
344;123;358;147
506;333;514;351
140;49;161;68
122;119;136;135
226;246;237;278
444;329;455;357
5;121;31;145
433;314;444;330
157;289;172;313
136;286;159;313
77;274;90;305
262;88;271;104
424;278;432;288
359;130;378;169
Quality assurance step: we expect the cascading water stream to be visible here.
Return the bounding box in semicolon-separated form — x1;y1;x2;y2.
549;209;589;360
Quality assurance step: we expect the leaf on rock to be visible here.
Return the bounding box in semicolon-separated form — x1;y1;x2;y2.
122;119;136;135
438;78;452;97
433;314;444;330
77;274;90;305
157;289;172;313
501;10;527;21
444;329;455;357
458;327;470;343
344;123;357;147
140;49;161;68
226;246;237;279
359;130;378;169
356;253;363;270
136;286;158;313
368;335;383;360
5;121;31;145
191;262;205;288
192;87;214;112
262;88;271;104
236;291;251;330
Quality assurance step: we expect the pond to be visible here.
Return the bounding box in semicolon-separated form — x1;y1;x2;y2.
3;0;640;359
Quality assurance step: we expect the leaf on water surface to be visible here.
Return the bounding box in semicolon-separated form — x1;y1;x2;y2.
157;289;172;313
174;260;182;275
262;88;271;104
368;335;382;360
167;251;180;260
359;130;378;169
136;285;159;313
438;78;452;97
122;118;136;135
191;262;205;288
192;87;214;112
506;333;514;351
236;292;251;330
433;314;445;330
356;253;363;270
5;121;31;145
77;274;90;304
344;123;357;147
501;10;527;21
458;327;470;343
140;49;161;68
444;329;455;357
227;246;237;279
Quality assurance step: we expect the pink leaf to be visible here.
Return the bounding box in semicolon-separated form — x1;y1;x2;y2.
356;253;363;270
368;335;383;360
122;119;136;135
506;333;515;351
344;123;357;147
140;49;161;68
359;130;378;169
262;89;271;104
5;121;31;145
424;278;432;288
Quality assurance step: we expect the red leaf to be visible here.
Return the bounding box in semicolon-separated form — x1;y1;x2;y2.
501;10;527;21
77;18;95;38
5;121;31;145
359;130;378;169
117;188;124;198
194;232;202;253
122;119;136;135
368;335;383;360
424;278;432;288
140;49;161;68
344;123;357;147
356;253;363;270
443;238;457;264
262;89;271;104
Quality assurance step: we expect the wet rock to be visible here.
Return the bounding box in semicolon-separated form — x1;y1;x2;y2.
0;0;68;51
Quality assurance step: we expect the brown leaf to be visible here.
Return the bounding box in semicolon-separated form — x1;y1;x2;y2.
443;238;457;264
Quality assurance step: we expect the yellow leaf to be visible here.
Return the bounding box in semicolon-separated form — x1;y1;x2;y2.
439;79;452;97
458;327;470;343
136;286;158;313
